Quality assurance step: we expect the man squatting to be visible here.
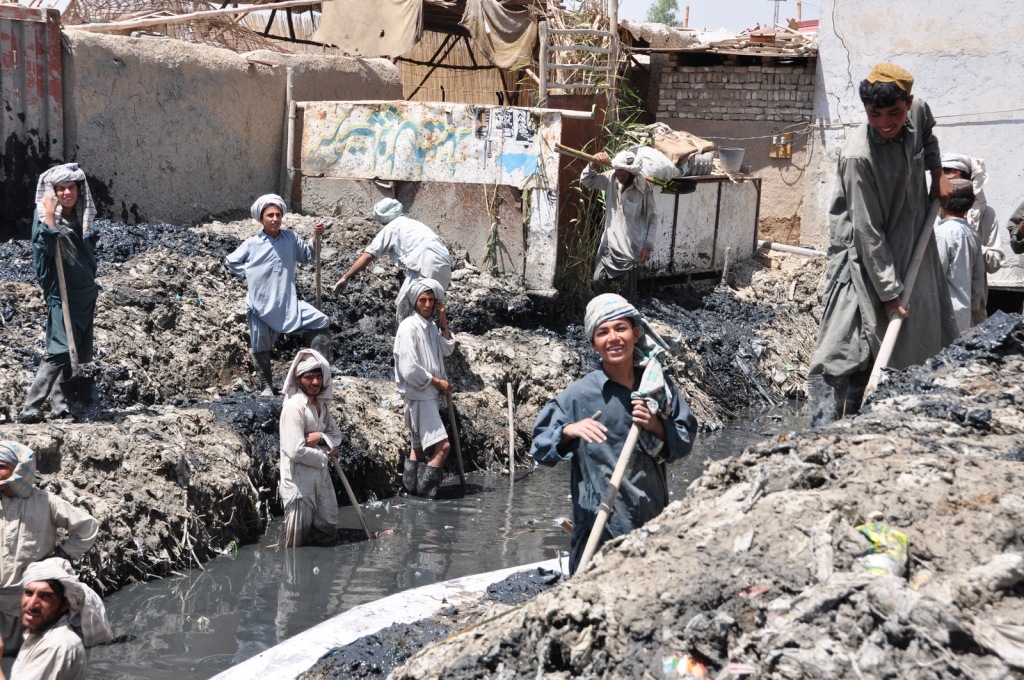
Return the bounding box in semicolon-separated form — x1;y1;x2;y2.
808;63;957;426
225;194;331;395
531;294;697;574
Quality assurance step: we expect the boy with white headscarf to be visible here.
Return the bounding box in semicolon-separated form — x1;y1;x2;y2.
5;557;112;680
19;164;101;423
331;198;452;323
279;348;343;547
225;194;330;396
0;442;98;658
393;279;455;499
581;150;659;302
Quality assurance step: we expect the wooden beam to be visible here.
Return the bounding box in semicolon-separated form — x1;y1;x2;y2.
407;33;460;100
65;0;328;34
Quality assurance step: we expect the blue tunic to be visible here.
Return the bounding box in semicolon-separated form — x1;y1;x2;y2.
531;369;697;573
224;229;327;348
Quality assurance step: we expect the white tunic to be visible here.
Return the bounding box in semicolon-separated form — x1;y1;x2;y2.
279;393;343;508
934;216;985;334
11;616;85;680
366;216;452;277
393;313;456;402
580;166;658;274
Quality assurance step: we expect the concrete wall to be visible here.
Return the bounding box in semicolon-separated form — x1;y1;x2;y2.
802;0;1024;287
61;32;400;225
655;56;815;242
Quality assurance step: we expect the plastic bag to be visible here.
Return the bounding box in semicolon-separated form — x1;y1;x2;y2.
856;522;909;577
630;145;679;183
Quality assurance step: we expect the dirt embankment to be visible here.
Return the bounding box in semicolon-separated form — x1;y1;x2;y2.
379;314;1024;679
0;212;821;595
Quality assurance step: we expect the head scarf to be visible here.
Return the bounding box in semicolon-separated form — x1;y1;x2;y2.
21;558;113;647
611;150;642;173
250;194;287;222
584;294;675;461
373;198;404;224
866;63;914;93
405;277;445;315
282;348;333;402
941;153;988;195
0;441;36;499
35;163;97;238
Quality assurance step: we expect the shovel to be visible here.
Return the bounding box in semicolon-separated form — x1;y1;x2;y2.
53;235;92;401
446;395;467;494
329;455;375;540
577;417;638;575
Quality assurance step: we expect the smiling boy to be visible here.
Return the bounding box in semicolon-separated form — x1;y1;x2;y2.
530;294;697;574
808;63;958;426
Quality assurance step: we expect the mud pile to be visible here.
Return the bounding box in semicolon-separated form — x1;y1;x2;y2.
0;211;820;596
382;314;1024;679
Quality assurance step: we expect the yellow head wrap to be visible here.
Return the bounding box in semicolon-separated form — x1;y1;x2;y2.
867;63;914;93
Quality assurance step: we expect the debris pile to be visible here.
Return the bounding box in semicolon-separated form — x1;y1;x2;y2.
382;315;1024;679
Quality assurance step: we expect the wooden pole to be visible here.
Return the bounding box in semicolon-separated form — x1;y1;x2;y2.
864;199;941;398
538;21;549;107
65;0;329;33
446;396;467;494
507;382;515;485
330;456;374;540
685;6;690;28
53;238;80;377
608;0;619;124
576;424;639;574
314;232;321;308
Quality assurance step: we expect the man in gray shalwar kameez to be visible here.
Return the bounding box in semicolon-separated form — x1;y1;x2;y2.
225;194;330;396
808;63;958;426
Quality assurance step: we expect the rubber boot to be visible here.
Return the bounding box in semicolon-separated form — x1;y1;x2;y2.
307;329;333;365
417;464;444;500
48;363;71;419
253;351;276;396
844;370;871;419
807;373;845;427
19;360;64;423
402;459;420;495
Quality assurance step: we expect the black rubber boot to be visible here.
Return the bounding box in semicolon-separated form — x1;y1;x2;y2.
844;370;871;419
417;464;444;500
402;459;420;495
19;360;64;423
48;364;71;418
253;351;276;396
307;330;333;365
808;373;845;427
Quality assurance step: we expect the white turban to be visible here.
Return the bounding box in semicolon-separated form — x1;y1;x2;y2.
405;278;445;310
940;153;988;194
611;151;641;173
35;163;97;237
251;194;287;222
22;558;113;647
282;348;333;402
373;198;404;224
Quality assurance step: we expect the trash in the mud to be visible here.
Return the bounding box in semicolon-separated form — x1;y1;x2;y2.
737;584;770;599
661;652;708;678
856;522;909;577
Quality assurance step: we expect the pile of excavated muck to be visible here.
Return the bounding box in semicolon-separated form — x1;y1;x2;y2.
373;314;1024;679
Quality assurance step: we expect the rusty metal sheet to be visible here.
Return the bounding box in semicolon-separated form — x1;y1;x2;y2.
0;5;63;240
301;101;561;191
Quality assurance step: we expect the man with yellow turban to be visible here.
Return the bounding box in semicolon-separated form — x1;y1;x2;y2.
808;63;957;426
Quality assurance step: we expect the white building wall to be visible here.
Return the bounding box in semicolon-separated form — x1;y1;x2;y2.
801;0;1024;287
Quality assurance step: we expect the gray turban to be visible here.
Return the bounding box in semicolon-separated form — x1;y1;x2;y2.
35;163;97;237
373;198;404;224
251;194;287;222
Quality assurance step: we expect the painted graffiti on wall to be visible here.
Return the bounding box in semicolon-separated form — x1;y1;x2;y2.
301;101;560;191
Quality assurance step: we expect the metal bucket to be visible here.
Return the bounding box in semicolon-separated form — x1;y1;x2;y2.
719;147;745;174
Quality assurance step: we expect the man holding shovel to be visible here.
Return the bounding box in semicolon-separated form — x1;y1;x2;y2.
581;150;659;302
531;294;697;574
393;279;455;500
279;348;344;547
19;164;100;423
225;194;331;396
808;63;958;426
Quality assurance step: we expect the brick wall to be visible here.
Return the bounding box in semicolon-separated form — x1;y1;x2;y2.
656;58;816;122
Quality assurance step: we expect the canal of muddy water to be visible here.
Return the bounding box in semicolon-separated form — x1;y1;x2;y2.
88;403;804;679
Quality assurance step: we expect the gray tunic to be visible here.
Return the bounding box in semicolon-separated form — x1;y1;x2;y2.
581;167;658;275
810;99;958;377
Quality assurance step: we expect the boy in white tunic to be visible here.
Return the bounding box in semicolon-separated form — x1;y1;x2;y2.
393;279;455;499
279;348;343;547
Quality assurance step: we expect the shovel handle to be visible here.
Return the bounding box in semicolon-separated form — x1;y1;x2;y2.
53;237;81;375
446;396;467;494
330;455;374;540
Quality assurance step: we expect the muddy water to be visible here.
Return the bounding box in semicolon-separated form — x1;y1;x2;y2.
87;403;803;679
